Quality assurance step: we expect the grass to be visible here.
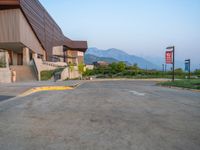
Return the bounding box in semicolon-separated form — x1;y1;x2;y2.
95;74;186;79
159;79;200;90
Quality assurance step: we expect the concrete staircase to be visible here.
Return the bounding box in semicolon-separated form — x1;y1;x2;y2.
10;65;37;82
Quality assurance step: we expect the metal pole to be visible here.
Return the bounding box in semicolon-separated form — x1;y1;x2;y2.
162;64;164;72
185;59;191;79
146;65;147;76
189;59;191;79
172;46;175;82
162;64;164;77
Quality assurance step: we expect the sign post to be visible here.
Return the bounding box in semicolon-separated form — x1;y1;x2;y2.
166;46;175;82
185;59;191;79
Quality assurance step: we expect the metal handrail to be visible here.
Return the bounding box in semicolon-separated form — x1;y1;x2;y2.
32;58;39;80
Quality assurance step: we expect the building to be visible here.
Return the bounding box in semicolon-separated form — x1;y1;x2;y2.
0;0;87;82
93;61;109;67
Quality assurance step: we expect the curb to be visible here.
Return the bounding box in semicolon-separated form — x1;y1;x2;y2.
158;85;200;92
19;86;74;97
89;78;171;82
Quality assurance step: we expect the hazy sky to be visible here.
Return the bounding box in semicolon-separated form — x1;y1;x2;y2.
39;0;200;65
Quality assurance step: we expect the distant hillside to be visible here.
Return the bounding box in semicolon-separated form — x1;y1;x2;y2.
84;54;119;65
86;47;159;69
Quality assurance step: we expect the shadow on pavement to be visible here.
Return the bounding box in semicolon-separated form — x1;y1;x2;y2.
0;95;15;102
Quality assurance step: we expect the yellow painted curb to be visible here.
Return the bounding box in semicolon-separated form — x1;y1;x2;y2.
19;86;74;97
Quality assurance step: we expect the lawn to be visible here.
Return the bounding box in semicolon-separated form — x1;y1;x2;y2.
159;79;200;90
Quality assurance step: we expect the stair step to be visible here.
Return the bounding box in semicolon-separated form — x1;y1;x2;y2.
10;65;37;82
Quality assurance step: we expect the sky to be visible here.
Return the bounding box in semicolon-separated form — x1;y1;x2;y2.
39;0;200;67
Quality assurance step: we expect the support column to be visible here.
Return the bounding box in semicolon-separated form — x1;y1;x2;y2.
42;51;46;61
5;51;9;68
23;47;30;65
76;58;78;66
32;52;38;59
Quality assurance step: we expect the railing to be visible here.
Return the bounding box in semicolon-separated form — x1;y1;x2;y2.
32;58;39;80
43;61;68;68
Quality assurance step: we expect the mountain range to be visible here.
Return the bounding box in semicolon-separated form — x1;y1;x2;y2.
84;54;119;65
85;47;160;69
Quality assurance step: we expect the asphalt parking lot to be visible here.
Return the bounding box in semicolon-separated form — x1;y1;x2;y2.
0;95;14;102
0;80;200;150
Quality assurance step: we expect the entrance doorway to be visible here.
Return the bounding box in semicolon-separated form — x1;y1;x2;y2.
17;54;23;65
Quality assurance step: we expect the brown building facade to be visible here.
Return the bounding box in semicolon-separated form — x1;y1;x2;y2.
0;0;87;65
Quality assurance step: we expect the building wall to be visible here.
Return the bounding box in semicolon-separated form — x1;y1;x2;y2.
0;68;11;83
66;50;77;64
0;9;44;55
0;9;20;42
52;46;63;56
19;0;87;60
66;50;84;65
77;51;84;64
19;9;44;55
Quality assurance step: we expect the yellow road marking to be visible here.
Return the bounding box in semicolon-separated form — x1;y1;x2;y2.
19;86;74;97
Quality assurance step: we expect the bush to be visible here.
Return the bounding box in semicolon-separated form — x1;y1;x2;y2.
41;68;65;81
0;57;6;68
41;70;54;81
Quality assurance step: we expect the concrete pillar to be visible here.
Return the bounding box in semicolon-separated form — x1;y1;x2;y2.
42;51;46;61
23;47;30;65
76;58;78;66
5;51;9;68
33;53;38;59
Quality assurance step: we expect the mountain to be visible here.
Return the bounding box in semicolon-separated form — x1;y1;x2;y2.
86;47;159;69
84;54;119;64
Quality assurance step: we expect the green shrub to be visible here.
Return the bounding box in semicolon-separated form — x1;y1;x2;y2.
41;68;65;81
0;57;6;68
41;70;54;81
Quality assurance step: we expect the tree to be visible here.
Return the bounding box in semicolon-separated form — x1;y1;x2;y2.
78;63;85;79
109;62;117;74
68;63;74;79
133;63;138;69
131;63;139;75
175;68;184;75
117;62;126;72
194;69;200;75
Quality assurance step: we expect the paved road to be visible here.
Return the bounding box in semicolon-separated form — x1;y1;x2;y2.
0;95;14;102
0;80;200;150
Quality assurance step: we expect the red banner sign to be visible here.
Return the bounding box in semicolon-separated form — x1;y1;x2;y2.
166;51;173;64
